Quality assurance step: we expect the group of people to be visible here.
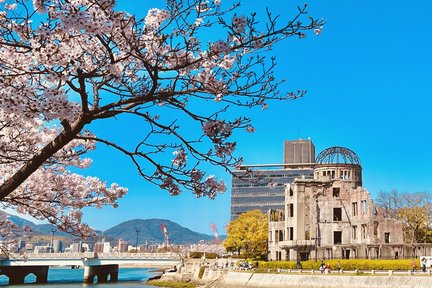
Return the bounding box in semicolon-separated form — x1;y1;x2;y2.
412;258;428;272
297;257;342;273
319;261;340;273
208;258;236;270
237;260;255;270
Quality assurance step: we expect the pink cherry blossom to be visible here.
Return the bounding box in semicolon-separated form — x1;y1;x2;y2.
172;149;187;167
211;40;230;54
0;0;323;243
232;16;247;33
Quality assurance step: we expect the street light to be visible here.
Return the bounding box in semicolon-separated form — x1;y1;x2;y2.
50;228;57;253
135;228;140;252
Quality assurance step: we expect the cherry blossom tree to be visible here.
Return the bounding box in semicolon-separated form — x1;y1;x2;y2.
0;0;323;237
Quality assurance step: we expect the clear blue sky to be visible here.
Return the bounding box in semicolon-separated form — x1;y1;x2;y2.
20;0;432;235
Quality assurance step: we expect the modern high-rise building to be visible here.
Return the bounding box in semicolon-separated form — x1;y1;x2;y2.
230;139;315;220
71;241;83;253
94;240;111;253
52;239;62;253
117;240;128;252
283;139;315;164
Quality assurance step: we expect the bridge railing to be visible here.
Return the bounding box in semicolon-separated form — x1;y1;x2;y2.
8;252;181;260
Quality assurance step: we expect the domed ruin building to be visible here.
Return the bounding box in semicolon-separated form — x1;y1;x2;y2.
268;145;429;261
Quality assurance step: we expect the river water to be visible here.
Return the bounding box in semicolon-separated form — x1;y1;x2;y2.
0;267;159;287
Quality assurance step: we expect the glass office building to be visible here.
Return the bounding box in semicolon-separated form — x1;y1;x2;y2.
231;164;314;220
230;139;316;220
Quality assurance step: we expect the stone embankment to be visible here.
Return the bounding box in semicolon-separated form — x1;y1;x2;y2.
216;271;432;288
161;260;432;288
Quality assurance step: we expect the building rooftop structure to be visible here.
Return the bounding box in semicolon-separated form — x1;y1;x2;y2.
284;139;315;164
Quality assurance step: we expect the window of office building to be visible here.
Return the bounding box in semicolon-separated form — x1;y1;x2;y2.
288;203;294;217
323;170;335;179
352;225;357;240
333;187;340;197
361;224;367;239
289;188;293;197
340;170;351;180
334;231;342;244
361;200;367;215
352;202;358;216
384;232;390;243
288;227;294;241
333;208;342;221
373;221;379;237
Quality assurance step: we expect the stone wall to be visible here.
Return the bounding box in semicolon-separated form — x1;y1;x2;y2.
217;271;432;288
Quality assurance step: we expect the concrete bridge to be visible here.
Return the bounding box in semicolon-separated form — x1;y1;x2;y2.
0;252;181;285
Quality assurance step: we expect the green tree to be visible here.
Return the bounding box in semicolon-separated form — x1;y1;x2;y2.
224;210;268;258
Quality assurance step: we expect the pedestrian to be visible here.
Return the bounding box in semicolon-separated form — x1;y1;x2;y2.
411;259;417;272
296;256;302;269
319;261;325;273
337;260;341;271
325;262;331;273
421;258;427;272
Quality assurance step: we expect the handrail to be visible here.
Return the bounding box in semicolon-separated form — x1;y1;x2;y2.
7;252;181;260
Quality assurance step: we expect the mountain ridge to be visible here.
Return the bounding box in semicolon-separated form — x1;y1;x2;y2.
5;213;222;245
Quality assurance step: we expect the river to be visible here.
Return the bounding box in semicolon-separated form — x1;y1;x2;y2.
0;267;159;287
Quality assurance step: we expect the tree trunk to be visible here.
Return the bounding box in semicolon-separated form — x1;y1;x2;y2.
0;118;87;200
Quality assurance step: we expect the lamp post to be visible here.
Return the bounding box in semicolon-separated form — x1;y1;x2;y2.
314;195;320;262
135;228;140;253
50;228;57;253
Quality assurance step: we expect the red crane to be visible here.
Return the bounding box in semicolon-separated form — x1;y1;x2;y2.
210;223;221;244
160;224;170;247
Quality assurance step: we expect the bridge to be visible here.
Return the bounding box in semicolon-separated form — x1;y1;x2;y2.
0;252;182;285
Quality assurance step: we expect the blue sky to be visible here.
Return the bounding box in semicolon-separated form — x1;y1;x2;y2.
85;0;432;234
14;0;432;236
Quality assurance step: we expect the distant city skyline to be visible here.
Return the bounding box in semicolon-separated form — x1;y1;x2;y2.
5;0;432;234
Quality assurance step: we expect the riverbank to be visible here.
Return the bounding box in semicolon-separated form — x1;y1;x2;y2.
216;271;432;287
160;260;432;288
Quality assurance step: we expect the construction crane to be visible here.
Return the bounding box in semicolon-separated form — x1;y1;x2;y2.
210;223;221;244
160;224;170;247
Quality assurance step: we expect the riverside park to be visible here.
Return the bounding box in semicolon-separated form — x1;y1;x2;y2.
1;0;431;288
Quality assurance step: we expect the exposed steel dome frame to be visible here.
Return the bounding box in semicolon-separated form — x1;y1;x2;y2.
316;146;361;165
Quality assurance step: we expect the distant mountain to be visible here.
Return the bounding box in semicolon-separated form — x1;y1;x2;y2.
6;214;74;238
103;218;215;245
6;214;37;228
5;213;220;245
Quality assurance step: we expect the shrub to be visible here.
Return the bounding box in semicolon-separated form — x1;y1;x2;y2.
258;259;416;271
147;280;197;288
189;252;218;259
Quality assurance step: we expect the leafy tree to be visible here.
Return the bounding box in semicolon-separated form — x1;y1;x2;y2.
0;0;323;237
376;190;432;243
224;209;268;258
398;206;430;243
